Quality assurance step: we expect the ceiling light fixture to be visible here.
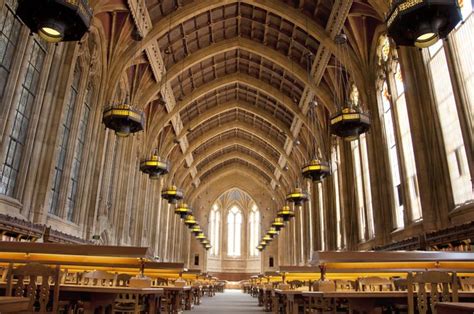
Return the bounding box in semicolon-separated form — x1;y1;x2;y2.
386;0;462;48
16;0;92;43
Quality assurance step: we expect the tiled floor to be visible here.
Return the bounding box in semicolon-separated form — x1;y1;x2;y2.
186;289;262;313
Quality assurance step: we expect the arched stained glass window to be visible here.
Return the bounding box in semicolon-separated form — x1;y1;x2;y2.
227;206;242;257
209;205;220;256
249;205;260;257
378;35;422;229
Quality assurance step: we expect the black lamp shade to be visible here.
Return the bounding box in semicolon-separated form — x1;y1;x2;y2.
302;159;331;182
16;0;92;42
386;0;462;48
103;104;145;137
162;186;184;204
286;188;309;207
330;107;370;140
140;155;169;179
175;203;192;219
277;206;295;221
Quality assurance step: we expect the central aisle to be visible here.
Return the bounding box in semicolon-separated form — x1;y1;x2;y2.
186;289;262;313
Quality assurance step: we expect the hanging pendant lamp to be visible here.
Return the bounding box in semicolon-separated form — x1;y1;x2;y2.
184;214;197;228
272;217;285;231
277;205;295;221
196;232;206;241
330;105;370;140
267;227;278;239
204;244;212;251
257;245;264;252
286;187;309;207
386;0;462;48
175;203;192;219
191;225;202;236
329;34;371;141
16;0;92;43
162;185;184;204
103;103;145;137
201;239;210;246
140;153;169;179
263;234;272;243
302;159;331;182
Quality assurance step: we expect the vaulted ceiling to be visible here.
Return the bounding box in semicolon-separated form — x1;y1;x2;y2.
91;0;390;204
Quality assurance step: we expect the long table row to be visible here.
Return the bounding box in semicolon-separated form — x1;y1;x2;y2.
244;251;474;314
0;241;222;313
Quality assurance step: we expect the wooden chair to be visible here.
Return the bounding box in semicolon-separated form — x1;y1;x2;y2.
460;276;474;291
0;264;11;282
335;279;355;291
288;280;304;289
81;270;116;287
6;263;60;313
153;277;168;286
358;276;394;291
407;271;458;314
113;274;147;314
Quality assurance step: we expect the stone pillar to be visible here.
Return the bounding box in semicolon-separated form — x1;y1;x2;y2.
311;183;322;251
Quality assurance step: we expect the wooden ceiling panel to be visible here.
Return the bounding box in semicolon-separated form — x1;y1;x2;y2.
200;159;272;184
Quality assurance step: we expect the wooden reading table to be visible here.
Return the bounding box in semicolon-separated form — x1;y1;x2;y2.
436;302;474;314
0;296;29;312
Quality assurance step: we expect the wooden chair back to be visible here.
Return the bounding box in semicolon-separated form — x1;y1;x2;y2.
115;273;132;287
407;271;458;314
358;277;394;291
81;270;116;287
0;263;11;282
460;276;474;291
6;263;60;313
392;277;408;291
288;280;304;289
335;280;355;291
272;281;282;288
153;277;168;286
112;273;146;313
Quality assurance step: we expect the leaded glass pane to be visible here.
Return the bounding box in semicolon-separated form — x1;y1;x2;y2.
0;39;45;196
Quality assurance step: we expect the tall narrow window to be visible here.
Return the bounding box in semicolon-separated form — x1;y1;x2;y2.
249;205;260;257
378;36;422;228
209;205;220;256
0;2;21;101
352;134;375;241
424;8;473;205
65;86;92;221
49;65;81;216
227;206;242;257
0;38;46;196
332;144;343;249
453;4;474;114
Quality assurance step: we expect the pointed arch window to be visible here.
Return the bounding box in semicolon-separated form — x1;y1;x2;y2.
1;36;46;196
227;206;242;257
48;65;81;216
209;205;220;256
423;4;473;206
331;143;344;249
65;85;93;221
249;205;260;257
351;133;375;241
378;36;422;229
0;1;21;101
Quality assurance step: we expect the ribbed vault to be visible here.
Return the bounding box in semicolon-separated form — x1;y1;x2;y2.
99;0;386;207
